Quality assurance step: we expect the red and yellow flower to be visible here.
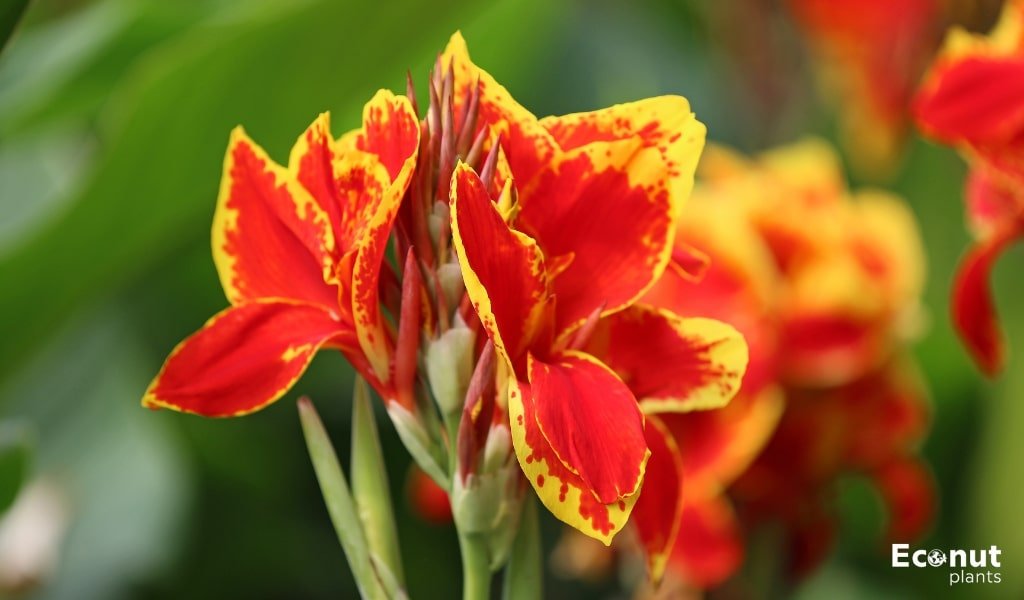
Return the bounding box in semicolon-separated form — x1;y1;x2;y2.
143;31;750;569
443;34;749;553
142;92;420;416
914;0;1024;375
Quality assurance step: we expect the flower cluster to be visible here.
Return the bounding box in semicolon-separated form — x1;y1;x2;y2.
660;140;934;586
141;32;750;590
914;0;1024;376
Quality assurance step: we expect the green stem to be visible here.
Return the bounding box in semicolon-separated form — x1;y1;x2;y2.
458;530;492;600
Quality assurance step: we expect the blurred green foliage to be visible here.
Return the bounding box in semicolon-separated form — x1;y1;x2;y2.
0;0;1021;599
0;421;31;514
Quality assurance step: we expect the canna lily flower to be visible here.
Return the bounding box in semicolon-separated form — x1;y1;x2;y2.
696;140;932;584
646;139;930;588
444;34;748;547
913;0;1024;375
142;91;419;416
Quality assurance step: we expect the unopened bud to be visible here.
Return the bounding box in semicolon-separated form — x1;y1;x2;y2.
481;424;511;474
437;262;465;312
425;323;476;415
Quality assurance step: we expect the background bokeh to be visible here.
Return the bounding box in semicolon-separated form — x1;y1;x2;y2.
1;0;1022;598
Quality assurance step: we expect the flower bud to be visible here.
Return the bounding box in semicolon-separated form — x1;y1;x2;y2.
425;322;475;416
481;424;512;475
437;262;465;313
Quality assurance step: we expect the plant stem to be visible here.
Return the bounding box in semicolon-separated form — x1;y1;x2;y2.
458;530;492;600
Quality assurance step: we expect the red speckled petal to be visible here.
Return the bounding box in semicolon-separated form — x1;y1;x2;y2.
212;128;338;310
540;96;706;205
518;141;681;339
587;304;747;413
143;301;347;417
450;163;549;369
527;352;649;504
292;93;419;382
507;373;643;545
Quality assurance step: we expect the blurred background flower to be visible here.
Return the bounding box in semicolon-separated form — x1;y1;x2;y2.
1;0;1022;599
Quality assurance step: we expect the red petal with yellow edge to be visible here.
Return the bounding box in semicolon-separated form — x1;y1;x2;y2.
345;89;421;181
213;128;338;309
871;458;935;543
914;56;1024;144
142;301;347;417
586;305;748;413
540;96;706;204
507;376;641;545
305;92;419;382
450;163;549;369
289;113;350;255
952;228;1022;376
518;142;677;338
662;386;784;493
527;351;650;504
441;32;556;186
667;495;743;588
631;415;684;583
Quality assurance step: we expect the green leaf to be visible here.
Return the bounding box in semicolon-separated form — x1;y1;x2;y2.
351;377;405;588
0;0;29;54
501;496;542;600
298;397;386;600
0;420;32;514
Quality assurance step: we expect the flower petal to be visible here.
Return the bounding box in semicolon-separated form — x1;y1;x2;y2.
952;227;1021;375
631;415;684;583
342;89;422;181
586;305;748;413
450;162;549;368
349;93;420;383
506;374;641;545
142;301;347;417
292;92;419;382
540;96;706;205
213;127;337;309
518;141;681;338
914;55;1024;145
527;351;649;504
667;495;743;588
871;457;935;543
